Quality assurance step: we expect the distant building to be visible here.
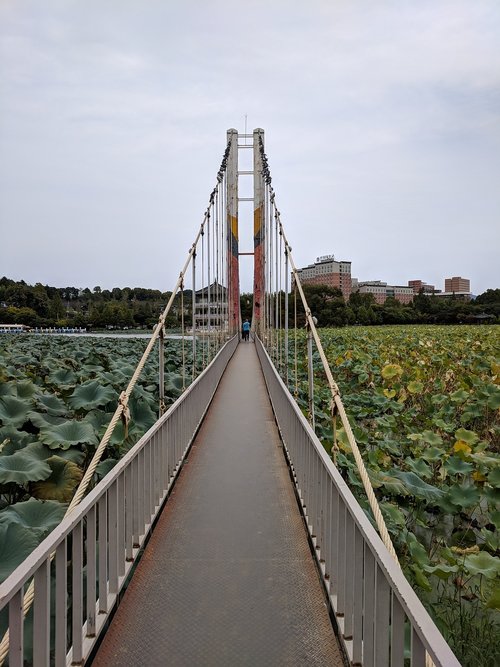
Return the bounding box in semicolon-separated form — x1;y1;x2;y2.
445;276;470;293
433;291;472;302
294;255;352;300
408;280;435;294
194;281;228;329
355;281;414;305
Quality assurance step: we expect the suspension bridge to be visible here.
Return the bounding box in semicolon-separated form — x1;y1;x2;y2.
0;130;460;666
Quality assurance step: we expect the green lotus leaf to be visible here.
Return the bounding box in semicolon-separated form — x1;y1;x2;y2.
39;420;98;449
15;380;37;399
22;442;52;460
444;484;481;509
450;389;469;402
445;457;474;476
464;551;500;579
423;563;459;580
95;459;118;479
420;446;444;463
368;470;408;496
380;501;406;527
0;425;34;451
68;380;117;411
381;364;403;380
484;384;500;410
432;418;455;432
407;381;424;394
486;587;500;610
36;394;69;417
0;451;52;484
0;396;31;428
0;498;66;538
454;428;479;446
27;411;66;429
32;456;83;502
0;523;40;583
488;467;500;488
419;430;443;446
404;457;432;479
55;447;86;465
0;382;16;398
129;397;157;431
389;470;444;502
48;368;77;387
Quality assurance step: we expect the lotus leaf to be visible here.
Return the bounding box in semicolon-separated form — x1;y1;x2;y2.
381;364;403;380
486;587;500;610
27;411;66;429
464;551;500;579
0;451;52;484
404;457;432;479
380;501;406;527
444;484;481;509
0;425;34;450
32;456;83;502
39;420;97;449
96;459;118;479
68;380;117;411
0;396;31;428
14;380;37;399
129;397;157;431
48;368;77;387
36;394;69;416
445;457;473;476
389;470;444;502
454;428;479;445
488;467;500;487
407;381;424;394
368;470;408;496
423;563;458;580
0;498;66;538
450;389;469;402
0;523;40;583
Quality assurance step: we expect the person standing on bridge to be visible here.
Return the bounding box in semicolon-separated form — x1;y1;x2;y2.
242;318;250;341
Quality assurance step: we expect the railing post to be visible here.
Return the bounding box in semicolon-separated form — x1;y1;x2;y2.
284;244;289;386
307;322;315;430
192;249;197;379
159;324;165;417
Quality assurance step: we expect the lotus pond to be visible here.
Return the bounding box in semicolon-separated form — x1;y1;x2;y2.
289;324;499;664
0;334;193;583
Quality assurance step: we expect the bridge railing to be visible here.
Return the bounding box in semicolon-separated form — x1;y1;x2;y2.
255;336;460;667
0;336;238;667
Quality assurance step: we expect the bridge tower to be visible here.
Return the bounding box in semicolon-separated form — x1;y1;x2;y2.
226;129;239;335
253;128;265;335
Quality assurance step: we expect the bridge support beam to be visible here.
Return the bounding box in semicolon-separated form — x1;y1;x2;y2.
253;128;265;336
226;129;239;336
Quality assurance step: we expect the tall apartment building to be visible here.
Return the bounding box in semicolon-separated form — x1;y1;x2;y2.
357;281;414;305
445;277;470;293
295;255;352;300
408;280;435;294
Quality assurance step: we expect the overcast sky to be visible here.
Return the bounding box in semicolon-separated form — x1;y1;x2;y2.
1;0;499;295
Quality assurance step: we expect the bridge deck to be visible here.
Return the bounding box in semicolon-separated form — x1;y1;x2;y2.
91;342;344;666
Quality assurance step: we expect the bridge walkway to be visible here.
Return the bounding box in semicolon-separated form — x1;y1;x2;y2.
91;341;345;666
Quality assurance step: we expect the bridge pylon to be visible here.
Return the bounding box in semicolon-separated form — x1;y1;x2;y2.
226;129;240;336
253;128;265;336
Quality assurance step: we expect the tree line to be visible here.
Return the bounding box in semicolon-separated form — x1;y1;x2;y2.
1;277;499;329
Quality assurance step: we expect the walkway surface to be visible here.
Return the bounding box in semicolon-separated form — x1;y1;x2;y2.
91;342;344;667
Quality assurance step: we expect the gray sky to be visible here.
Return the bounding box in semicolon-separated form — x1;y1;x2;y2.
1;0;499;295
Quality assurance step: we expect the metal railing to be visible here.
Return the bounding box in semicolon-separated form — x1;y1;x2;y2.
0;336;238;667
255;336;460;667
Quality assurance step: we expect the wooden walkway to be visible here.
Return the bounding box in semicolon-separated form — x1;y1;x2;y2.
91;342;345;666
